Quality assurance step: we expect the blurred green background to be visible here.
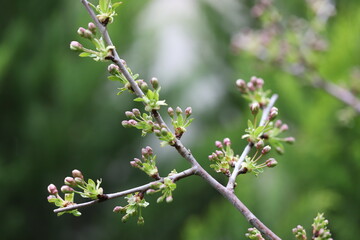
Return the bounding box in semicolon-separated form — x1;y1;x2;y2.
1;0;359;239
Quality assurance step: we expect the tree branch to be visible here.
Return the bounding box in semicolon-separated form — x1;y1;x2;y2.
78;1;282;239
54;167;196;213
226;94;279;190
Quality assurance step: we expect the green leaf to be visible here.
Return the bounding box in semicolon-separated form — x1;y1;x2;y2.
79;52;94;57
112;2;122;9
108;75;121;81
134;97;145;102
247;119;254;129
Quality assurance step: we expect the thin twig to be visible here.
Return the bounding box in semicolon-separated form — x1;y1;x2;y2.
54;167;196;213
226;94;279;190
78;1;282;239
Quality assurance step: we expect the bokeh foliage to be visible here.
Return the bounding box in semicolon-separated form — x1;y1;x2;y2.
0;0;359;239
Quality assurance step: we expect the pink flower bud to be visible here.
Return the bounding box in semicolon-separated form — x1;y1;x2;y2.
88;22;96;34
175;107;182;115
275;120;282;128
64;177;76;186
280;124;288;132
265;158;278;168
132;108;140;117
125;111;135;119
108;64;120;74
166;195;173;203
215;140;223;149
47;184;58;195
69;41;83;51
72;169;83;179
167;107;174;117
113;206;124;213
284;137;295;144
223;138;231;146
268;107;278;120
261;145;271;155
235;79;247;92
185;107;192;117
250;102;260;115
61;185;74;193
255;140;264;149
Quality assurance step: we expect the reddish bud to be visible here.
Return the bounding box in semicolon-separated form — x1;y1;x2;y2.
261;145;271;155
236;79;247;92
175;107;182;115
125;111;135;119
167;107;174;117
255;140;264;149
70;41;83;51
280;124;289;132
47;184;58;195
269;107;278;120
113;206;124;213
185;107;192;117
284;137;295;144
265;158;278;168
250;102;260;115
223;138;231;146
72;169;84;179
108;64;120;75
61;185;74;193
88;22;96;34
132;108;140;117
215;140;223;149
64;177;76;186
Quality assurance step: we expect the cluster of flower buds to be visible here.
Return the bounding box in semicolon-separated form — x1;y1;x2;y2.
146;177;177;203
113;192;149;225
262;119;295;154
240;143;277;175
107;59;141;94
236;76;270;109
88;0;123;26
70;22;115;62
292;225;307;240
245;227;265;240
208;138;238;176
47;169;104;215
312;213;333;240
167;106;193;139
130;146;160;179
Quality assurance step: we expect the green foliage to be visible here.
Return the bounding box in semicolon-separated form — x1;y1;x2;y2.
147;177;177;203
89;0;123;25
113;192;149;225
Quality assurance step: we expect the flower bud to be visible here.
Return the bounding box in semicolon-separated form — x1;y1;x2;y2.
69;41;83;51
261;145;271;155
280;124;288;132
130;160;139;168
175;107;182;115
145;146;153;155
284;137;295;144
275;120;282;128
150;77;159;89
132;108;140;117
154;129;161;137
88;22;96;34
137;80;148;93
265;158;278;168
215;150;224;158
61;185;74;193
127;119;137;126
125;111;135;119
166;195;173;203
113;206;124;213
75;177;84;185
72;169;84;179
47;184;58;195
223;138;231;146
77;27;93;39
235;79;247;92
247;81;256;91
167;107;174;117
215;140;223;149
121;120;130;128
108;64;120;75
250;102;260;115
268;107;278;120
161;128;168;136
255;139;264;149
64;177;76;187
185;107;192;117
